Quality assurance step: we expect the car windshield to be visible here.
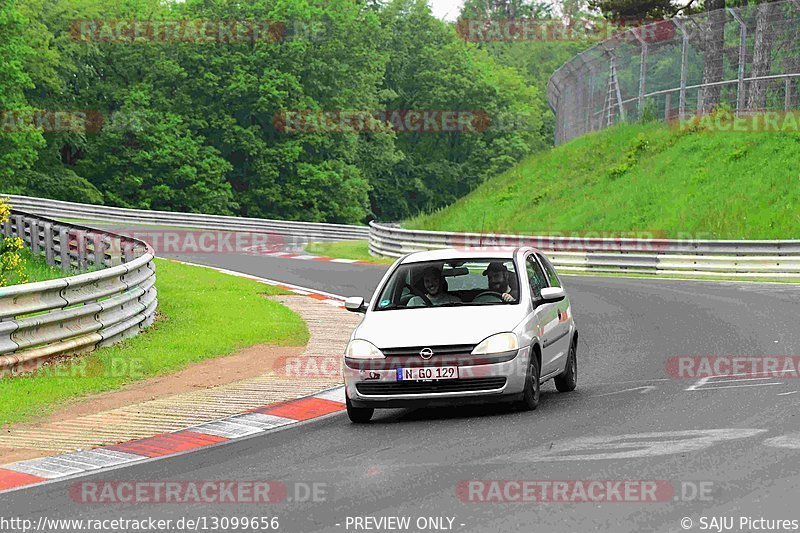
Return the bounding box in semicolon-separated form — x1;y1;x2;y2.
373;259;519;311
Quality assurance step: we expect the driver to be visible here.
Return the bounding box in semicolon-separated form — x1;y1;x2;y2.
407;266;461;307
483;261;517;303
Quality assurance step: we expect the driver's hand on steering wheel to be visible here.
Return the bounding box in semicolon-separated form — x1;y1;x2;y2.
501;293;514;303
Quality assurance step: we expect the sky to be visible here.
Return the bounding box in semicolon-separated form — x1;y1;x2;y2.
429;0;465;21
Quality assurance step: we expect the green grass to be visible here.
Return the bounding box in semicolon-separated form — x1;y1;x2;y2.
408;122;800;239
15;248;72;283
0;258;308;426
305;240;395;264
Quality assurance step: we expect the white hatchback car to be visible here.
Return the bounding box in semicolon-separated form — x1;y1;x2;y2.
342;248;578;423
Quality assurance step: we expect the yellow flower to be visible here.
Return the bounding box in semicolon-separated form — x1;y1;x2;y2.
0;197;10;225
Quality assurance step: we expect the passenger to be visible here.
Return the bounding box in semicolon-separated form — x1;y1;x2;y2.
483;261;517;302
407;266;461;307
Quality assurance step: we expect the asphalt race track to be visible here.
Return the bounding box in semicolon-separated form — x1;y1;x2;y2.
4;244;800;532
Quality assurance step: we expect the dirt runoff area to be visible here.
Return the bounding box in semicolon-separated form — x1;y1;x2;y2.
0;343;303;464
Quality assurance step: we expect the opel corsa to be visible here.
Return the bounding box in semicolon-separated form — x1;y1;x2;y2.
342;248;579;423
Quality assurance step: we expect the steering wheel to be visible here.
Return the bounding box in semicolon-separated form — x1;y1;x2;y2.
472;291;505;303
404;283;433;307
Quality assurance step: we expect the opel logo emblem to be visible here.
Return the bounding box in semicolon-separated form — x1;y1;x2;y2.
420;347;434;360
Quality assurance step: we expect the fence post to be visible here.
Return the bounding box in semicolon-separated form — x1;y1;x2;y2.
674;20;689;118
728;8;747;116
786;77;793;112
633;28;648;117
576;51;597;134
665;93;672;120
602;44;626;124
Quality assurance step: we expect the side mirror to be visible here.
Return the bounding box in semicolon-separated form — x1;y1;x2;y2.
344;296;368;313
540;287;566;302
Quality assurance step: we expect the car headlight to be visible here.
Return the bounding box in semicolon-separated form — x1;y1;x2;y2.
472;332;519;355
345;339;385;359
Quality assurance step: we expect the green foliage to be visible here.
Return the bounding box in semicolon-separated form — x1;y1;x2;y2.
0;0;45;181
0;235;27;287
409;121;800;239
5;168;103;204
588;0;677;20
76;88;238;214
2;0;549;224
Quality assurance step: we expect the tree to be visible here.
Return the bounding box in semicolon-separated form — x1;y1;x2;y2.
77;88;238;214
460;0;554;19
748;0;779;111
373;0;542;220
587;0;689;21
699;0;726;112
0;0;44;183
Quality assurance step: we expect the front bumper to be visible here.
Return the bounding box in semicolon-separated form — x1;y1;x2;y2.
343;346;530;409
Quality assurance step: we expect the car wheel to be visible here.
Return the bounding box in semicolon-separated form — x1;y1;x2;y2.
346;395;374;423
518;351;540;411
554;340;577;392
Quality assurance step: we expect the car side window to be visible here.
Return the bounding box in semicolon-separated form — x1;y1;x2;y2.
538;254;561;288
526;255;547;300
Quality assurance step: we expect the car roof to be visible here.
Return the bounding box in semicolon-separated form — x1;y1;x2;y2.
399;247;525;264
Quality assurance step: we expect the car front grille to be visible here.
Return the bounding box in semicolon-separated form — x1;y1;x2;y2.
355;377;507;396
380;344;477;357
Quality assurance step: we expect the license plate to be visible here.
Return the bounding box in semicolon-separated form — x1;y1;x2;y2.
397;366;459;381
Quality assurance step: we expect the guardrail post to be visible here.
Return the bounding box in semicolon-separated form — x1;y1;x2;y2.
88;231;105;268
786;78;793;111
13;214;24;243
2;216;10;238
728;8;747;116
107;236;123;266
42;222;55;266
29;218;41;255
58;226;70;271
76;230;88;270
123;239;136;263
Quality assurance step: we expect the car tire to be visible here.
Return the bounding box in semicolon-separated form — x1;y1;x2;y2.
346;395;374;423
518;351;540;411
554;340;577;392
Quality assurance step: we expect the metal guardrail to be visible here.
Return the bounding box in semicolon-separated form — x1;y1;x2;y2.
0;210;157;374
368;222;800;278
3;194;369;241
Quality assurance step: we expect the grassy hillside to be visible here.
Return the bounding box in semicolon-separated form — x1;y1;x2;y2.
407;122;800;239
